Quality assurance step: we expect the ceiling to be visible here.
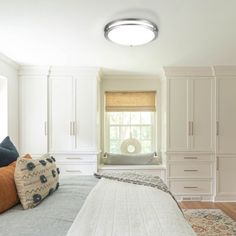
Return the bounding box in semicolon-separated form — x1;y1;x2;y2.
0;0;236;74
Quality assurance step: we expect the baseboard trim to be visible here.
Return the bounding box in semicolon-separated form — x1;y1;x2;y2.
214;195;236;202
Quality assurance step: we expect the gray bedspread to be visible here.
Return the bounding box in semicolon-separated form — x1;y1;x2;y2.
0;176;98;236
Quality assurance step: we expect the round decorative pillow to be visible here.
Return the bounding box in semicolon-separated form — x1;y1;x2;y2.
120;138;141;154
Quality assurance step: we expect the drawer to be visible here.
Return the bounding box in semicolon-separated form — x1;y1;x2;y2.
168;154;213;162
169;180;212;195
57;164;97;176
168;163;212;178
53;154;97;164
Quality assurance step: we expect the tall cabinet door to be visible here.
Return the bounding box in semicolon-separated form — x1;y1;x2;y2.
50;76;75;152
191;78;215;151
75;77;97;151
167;78;190;151
217;78;236;154
20;76;47;155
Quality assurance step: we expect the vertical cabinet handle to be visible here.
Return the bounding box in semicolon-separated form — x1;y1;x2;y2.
70;121;73;136
216;121;219;136
188;121;191;136
73;121;76;135
188;121;194;136
216;156;219;171
70;121;77;135
44;121;47;136
76;121;79;135
191;122;194;136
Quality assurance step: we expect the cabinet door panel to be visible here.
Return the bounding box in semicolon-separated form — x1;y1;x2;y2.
50;77;75;152
192;79;214;151
75;78;96;150
20;76;47;155
217;78;236;153
167;79;190;151
217;156;236;196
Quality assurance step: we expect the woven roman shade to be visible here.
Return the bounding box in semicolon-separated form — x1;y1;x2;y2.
105;91;156;112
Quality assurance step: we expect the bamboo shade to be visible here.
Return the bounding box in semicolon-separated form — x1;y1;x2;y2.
105;91;156;112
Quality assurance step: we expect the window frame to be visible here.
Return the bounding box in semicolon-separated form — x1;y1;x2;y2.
104;111;156;153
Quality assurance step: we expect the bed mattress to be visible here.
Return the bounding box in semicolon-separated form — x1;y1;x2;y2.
0;176;98;236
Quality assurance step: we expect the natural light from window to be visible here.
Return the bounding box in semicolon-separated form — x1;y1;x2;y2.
107;112;154;154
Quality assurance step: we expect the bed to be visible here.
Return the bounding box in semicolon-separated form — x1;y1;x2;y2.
0;175;196;236
0;176;98;236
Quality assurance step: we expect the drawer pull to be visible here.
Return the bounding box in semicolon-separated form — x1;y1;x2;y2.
66;157;82;160
184;157;198;160
184;169;198;172
66;170;81;173
184;186;198;189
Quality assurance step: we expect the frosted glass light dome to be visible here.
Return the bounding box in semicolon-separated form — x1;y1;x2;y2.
104;18;158;46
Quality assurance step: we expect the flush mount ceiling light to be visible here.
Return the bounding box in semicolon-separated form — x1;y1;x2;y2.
104;18;158;46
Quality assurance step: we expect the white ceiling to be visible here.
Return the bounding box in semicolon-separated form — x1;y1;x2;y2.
0;0;236;74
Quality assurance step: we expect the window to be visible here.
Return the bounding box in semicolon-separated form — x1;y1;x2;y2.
106;111;155;153
105;91;156;154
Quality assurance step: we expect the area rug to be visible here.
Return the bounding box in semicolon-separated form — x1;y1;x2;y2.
184;209;236;236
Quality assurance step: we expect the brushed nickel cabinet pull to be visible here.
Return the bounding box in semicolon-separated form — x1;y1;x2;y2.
44;121;47;136
66;157;81;160
216;121;219;136
216;156;219;171
77;121;79;135
184;169;198;172
191;122;194;136
66;170;81;173
73;121;76;135
184;186;198;189
70;121;73;136
188;121;191;136
184;157;198;159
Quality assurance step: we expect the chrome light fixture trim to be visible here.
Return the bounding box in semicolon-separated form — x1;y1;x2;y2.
104;18;158;46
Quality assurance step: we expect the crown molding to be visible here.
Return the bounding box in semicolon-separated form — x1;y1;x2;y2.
19;65;101;78
0;53;19;70
50;66;100;77
163;66;214;77
213;66;236;76
19;66;51;76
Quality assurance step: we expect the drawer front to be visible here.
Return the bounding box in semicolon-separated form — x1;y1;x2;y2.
53;154;97;164
57;164;97;176
168;154;213;162
169;180;212;195
168;163;212;178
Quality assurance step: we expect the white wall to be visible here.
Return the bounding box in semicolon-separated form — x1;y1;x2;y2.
101;75;162;154
0;54;19;146
0;77;7;142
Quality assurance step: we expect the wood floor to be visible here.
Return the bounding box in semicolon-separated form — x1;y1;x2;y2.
180;202;236;221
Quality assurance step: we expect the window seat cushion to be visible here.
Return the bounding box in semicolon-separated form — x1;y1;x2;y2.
103;153;161;165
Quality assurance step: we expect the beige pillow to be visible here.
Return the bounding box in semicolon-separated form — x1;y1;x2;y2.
14;154;59;209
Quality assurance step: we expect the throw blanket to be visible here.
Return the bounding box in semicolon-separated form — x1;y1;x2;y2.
94;171;169;193
67;178;196;236
94;171;182;212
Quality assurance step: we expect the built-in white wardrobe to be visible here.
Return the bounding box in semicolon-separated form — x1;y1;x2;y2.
214;66;236;201
19;67;48;155
164;66;236;201
19;66;101;175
